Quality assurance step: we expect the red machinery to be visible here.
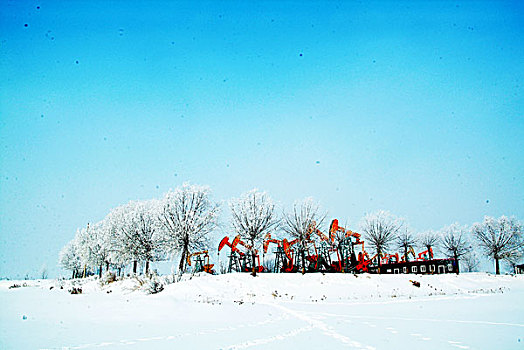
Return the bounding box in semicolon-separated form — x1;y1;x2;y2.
280;238;299;272
218;235;264;273
417;247;433;261
306;222;344;272
355;252;378;272
329;219;362;243
308;221;330;242
186;250;215;274
328;219;369;272
400;246;417;262
282;238;299;261
218;236;240;255
381;253;400;265
263;233;294;273
263;233;282;255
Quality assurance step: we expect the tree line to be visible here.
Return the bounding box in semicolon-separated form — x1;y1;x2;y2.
59;184;524;278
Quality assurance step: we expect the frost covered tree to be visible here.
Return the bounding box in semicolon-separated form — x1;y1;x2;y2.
59;239;82;279
471;216;524;275
97;213;122;274
230;189;279;276
419;230;440;259
75;223;111;278
360;210;404;265
504;250;524;273
107;199;163;275
281;198;326;274
396;229;417;262
440;223;470;274
158;183;220;275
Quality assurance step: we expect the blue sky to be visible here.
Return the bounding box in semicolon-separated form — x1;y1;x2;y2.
1;0;523;277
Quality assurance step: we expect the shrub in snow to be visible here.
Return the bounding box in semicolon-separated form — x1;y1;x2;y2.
143;278;164;294
69;287;82;294
128;275;164;294
100;272;116;285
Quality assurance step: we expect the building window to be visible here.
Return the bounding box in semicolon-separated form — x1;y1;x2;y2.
403;267;407;273
430;265;435;272
448;264;453;272
420;265;426;273
387;269;392;273
412;266;418;273
394;268;399;274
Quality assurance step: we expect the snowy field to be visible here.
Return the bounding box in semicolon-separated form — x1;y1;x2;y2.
1;273;523;350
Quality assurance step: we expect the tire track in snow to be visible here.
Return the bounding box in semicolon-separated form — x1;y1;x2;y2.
267;302;376;350
314;312;524;328
55;314;291;349
317;312;481;348
224;325;313;349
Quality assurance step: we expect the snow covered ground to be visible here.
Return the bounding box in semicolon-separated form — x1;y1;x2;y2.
1;273;523;349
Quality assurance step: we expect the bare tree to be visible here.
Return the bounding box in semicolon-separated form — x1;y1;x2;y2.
462;251;480;272
396;229;417;262
472;216;524;275
158;184;220;277
440;223;470;274
230;189;279;276
281;198;327;274
40;264;48;280
505;250;524;273
419;230;440;259
360;210;404;265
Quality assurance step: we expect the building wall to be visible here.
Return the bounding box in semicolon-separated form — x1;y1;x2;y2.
377;259;458;274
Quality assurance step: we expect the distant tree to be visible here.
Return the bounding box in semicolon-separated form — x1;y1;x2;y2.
504;250;524;273
440;223;471;274
59;239;82;279
419;230;440;259
158;183;220;277
230;189;279;276
462;251;480;273
360;210;404;265
471;216;524;275
75;223;109;278
40;264;48;280
396;229;417;262
281;198;326;274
